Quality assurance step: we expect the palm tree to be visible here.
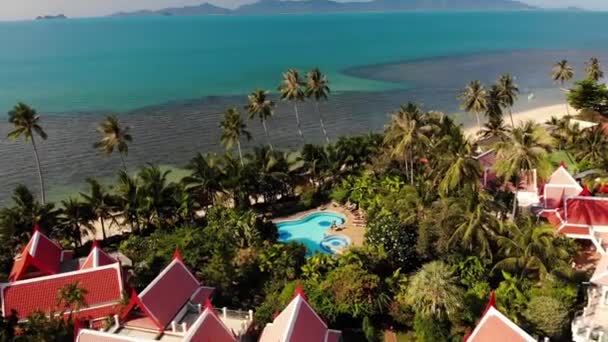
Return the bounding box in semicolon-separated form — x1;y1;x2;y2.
494;217;571;279
115;170;141;233
58;197;95;247
494;120;554;218
437;138;482;195
245;90;275;151
478;116;509;141
56;282;88;315
137;165;179;230
486;84;504;121
585;57;604;81
183;153;224;207
551;60;574;114
93;115;132;170
220;107;251;166
497;74;519;127
279;69;306;141
305;68;331;144
459;80;488;132
403;261;463;319
572;126;608;168
80;179;113;241
7;103;48;204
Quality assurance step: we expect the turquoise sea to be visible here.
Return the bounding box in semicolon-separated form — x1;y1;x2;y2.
1;11;608;204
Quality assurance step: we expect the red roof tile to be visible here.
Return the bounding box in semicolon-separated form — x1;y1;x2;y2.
559;225;590;236
184;303;236;342
9;229;64;281
565;197;608;227
1;263;123;320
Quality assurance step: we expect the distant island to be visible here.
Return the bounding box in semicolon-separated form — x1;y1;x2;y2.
111;0;537;17
35;14;67;20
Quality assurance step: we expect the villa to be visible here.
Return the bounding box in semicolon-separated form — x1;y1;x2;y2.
465;292;535;342
76;249;254;341
0;227;127;328
573;253;608;341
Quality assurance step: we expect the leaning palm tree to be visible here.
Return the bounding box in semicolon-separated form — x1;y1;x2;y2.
7;103;48;204
551;60;574;114
93;115;132;170
403;261;463;319
245;89;275;151
279;69;306;141
305;68;331;144
497;74;519;127
494;120;554;218
459;80;488;132
585;57;604;82
220;107;251;166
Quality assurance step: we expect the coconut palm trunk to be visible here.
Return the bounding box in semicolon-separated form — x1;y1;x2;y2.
508;108;514;128
31;136;46;204
262;120;273;151
512;174;519;218
316;102;330;144
237;140;244;167
119;153;127;171
100;218;107;241
294;103;304;141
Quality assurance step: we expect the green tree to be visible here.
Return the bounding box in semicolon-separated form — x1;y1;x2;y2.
437;137;481;195
459;80;488;131
305;68;331;144
279;69;306;141
183;153;224;207
56;282;88;314
567;79;608;111
497;74;519;127
571;125;608;168
478;116;509;141
80;178;113;241
402;261;463;319
585;57;604;81
7;103;48;204
365;215;418;268
220;107;251;166
245;89;275;151
523;296;569;339
93;115;132;170
58;197;95;247
551;60;574;114
494;120;554;217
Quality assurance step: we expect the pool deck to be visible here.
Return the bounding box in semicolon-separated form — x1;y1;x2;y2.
272;202;366;250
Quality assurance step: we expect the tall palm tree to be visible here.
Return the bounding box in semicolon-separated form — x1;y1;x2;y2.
437;138;482;195
183;153;224;207
58;197;95;247
497;74;519;127
115;170;141;233
551;60;574;114
478;116;509;141
7;103;48;204
220;107;251;166
486;84;504;121
494;120;554;218
94;115;132;170
305;68;331;144
459;80;488;132
279;69;305;141
403;261;463;319
245;90;275;151
494;218;571;279
585;57;604;81
137;165;179;230
80;179;113;241
572;125;608;168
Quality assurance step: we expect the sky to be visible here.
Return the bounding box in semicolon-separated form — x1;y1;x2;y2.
0;0;606;21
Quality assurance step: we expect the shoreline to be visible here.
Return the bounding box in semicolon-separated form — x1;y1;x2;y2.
463;102;576;138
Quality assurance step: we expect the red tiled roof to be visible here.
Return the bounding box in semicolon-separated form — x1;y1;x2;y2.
184;300;236;342
559;225;590;236
9;229;63;281
466;294;535;342
259;285;340;342
565;197;608;227
1;263;123;320
80;241;117;270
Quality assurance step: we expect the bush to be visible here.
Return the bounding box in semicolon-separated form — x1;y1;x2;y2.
523;296;569;340
365;215;419;269
413;313;450;342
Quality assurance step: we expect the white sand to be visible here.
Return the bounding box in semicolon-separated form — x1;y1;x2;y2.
464;103;576;138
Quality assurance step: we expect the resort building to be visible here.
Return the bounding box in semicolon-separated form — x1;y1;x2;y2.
76;249;253;341
573;253;608;341
259;284;341;342
0;227;127;328
465;293;535;342
538;164;608;254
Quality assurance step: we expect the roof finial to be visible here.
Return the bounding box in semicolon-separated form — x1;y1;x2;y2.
560;161;567;169
173;247;183;262
91;239;99;249
204;297;213;310
482;291;496;315
33;224;40;232
294;282;307;300
580;185;592;197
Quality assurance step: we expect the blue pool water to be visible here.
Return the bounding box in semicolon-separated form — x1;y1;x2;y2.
276;212;347;255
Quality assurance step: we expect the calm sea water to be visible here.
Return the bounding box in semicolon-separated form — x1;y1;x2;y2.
1;11;608;204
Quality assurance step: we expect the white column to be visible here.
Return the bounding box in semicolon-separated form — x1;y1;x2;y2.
171;321;177;333
223;307;227;319
248;309;253;321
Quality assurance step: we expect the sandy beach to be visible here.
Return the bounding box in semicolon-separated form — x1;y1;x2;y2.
464;103;576;138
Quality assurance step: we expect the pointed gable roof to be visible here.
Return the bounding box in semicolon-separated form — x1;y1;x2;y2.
259;284;341;342
183;299;236;342
80;240;117;270
121;250;203;331
543;165;583;209
466;293;535;342
9;226;63;281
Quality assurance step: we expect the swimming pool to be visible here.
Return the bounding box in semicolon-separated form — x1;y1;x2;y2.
276;211;349;255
